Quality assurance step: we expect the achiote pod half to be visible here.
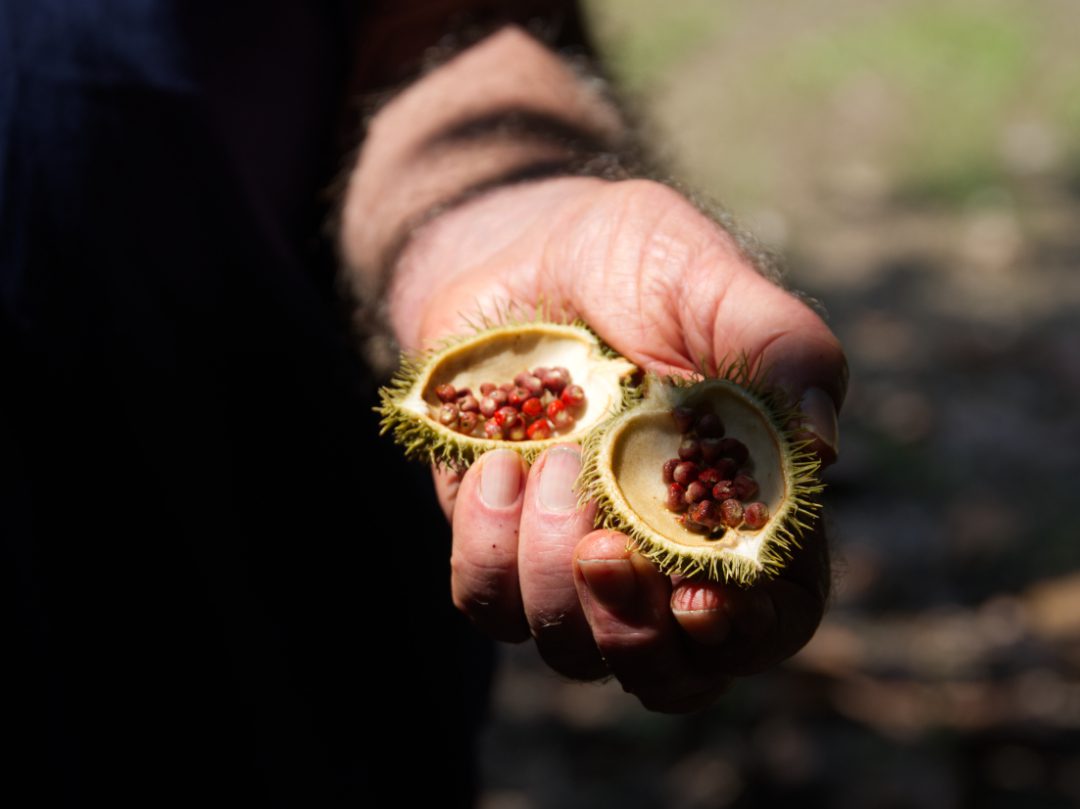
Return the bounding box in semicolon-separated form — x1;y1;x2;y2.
578;362;823;585
378;320;822;584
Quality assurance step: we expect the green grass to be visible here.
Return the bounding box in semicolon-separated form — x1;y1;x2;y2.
586;0;1080;208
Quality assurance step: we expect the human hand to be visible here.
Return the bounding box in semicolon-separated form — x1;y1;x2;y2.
389;176;845;712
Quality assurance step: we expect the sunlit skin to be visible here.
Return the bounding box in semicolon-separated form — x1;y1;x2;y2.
343;28;846;713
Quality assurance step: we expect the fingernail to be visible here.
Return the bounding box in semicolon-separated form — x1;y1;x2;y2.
799;387;839;458
479;449;523;509
538;447;581;512
578;559;637;607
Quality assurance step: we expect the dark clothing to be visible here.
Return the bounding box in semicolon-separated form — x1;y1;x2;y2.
2;2;491;805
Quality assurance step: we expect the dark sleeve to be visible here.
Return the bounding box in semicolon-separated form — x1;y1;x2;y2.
2;4;491;806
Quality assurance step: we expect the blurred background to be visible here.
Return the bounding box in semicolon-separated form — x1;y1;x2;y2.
478;1;1080;807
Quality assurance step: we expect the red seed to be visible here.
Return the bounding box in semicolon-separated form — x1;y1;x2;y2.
455;388;473;400
526;419;552;440
712;480;736;501
507;422;527;441
516;372;544;396
684;481;710;504
716;438;749;466
732;473;759;501
531;366;549;379
498;382;514;394
700;437;724;462
484;420;504;440
696;412;724;438
697;467;722;487
678;437;701;461
720;499;744;528
672;462;698;486
435;384;457;403
438;403;458;428
458;395;479;413
524;376;545;396
546;399;572;429
508;387;530;407
489;389;508;407
479;396;498;418
743;502;769;530
480;383;496;395
671;406;696;433
521;397;543;419
541;368;569;393
494;406;520;429
662;458;680;483
458;412;479;434
691;500;721;529
711;458;738;480
561;384;586;407
666;483;688;512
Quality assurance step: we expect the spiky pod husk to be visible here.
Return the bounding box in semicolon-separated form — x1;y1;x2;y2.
377;319;639;470
579;360;822;585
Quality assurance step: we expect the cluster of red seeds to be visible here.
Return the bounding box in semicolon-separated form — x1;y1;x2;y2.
663;405;770;536
432;366;586;441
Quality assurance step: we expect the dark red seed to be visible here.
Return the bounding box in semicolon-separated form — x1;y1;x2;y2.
743;502;769;530
526;419;553;440
711;458;738;480
522;375;545;396
458;412;479;434
717;438;749;466
435;384;457;403
673;462;699;486
700;437;723;462
691;500;721;528
480;382;496;395
662;458;680;483
438;403;458;428
542;368;569;393
732;473;759;501
561;384;586;407
678;512;710;533
458;395;479;413
509;387;530;407
494;406;519;429
720;499;744;528
678;437;701;461
521;397;543;419
484;420;504;440
697;467;722;487
666;483;687;512
507;422;527;441
696;412;724;437
455;388;473;400
479;396;498;417
489;389;508;406
712;480;736;501
671;405;696;433
531;366;549;379
684;481;710;504
498;382;514;394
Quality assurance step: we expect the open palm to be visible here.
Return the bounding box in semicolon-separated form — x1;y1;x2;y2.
389;177;846;712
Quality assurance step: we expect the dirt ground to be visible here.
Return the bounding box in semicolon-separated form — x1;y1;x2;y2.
477;2;1080;808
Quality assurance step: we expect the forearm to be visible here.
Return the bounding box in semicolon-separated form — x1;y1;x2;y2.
340;25;632;348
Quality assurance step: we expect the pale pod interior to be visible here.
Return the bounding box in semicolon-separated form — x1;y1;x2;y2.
603;380;786;566
402;323;636;446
